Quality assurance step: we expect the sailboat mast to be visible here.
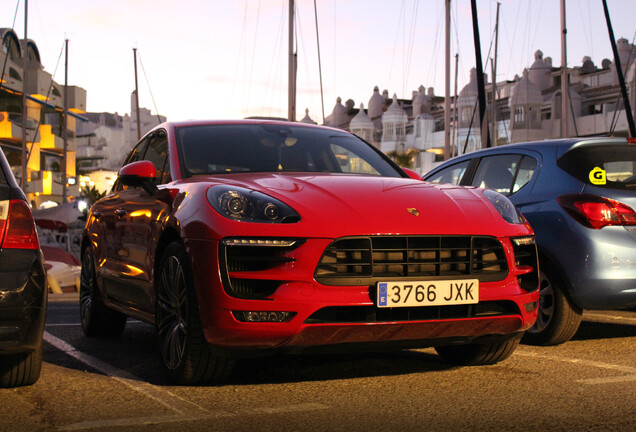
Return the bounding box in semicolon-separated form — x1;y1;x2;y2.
133;48;141;141
20;0;28;192
453;53;459;157
601;0;636;137
288;0;296;122
313;0;325;124
560;0;568;137
444;0;451;160
62;39;68;203
491;2;500;147
470;0;491;149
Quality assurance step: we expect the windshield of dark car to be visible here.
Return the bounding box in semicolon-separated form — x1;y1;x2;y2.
557;144;636;189
175;124;403;178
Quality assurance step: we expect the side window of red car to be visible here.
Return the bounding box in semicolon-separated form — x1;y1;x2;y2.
143;130;170;184
114;139;150;192
124;138;148;166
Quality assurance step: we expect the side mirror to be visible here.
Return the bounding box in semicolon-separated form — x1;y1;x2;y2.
118;160;158;195
402;167;422;181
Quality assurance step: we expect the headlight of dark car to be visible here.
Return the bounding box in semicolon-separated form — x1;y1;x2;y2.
207;185;300;223
483;189;523;224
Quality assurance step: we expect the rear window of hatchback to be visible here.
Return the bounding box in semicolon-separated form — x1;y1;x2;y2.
557;144;636;190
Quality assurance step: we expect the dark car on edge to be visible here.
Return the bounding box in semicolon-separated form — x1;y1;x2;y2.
424;137;636;345
0;149;47;387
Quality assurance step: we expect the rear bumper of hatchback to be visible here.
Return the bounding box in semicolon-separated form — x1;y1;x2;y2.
0;249;47;354
554;225;636;310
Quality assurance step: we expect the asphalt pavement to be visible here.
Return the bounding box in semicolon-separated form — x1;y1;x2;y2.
1;294;634;432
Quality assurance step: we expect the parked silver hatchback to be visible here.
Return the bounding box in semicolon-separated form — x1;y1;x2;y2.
424;137;636;345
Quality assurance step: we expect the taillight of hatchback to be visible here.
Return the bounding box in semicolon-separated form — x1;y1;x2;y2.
558;194;636;229
0;199;40;249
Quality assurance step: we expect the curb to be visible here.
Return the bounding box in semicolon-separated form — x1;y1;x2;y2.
48;292;79;303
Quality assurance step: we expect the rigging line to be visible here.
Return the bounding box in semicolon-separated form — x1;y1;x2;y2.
296;2;317;118
609;97;623;136
274;4;287;117
503;0;523;78
577;0;593;58
627;31;636;76
25;40;65;167
425;2;443;90
231;0;249;110
528;0;545;62
332;0;336;102
244;0;262;118
387;0;406;91
404;0;419;96
520;0;531;70
483;16;497;72
136;52;162;124
607;32;635;136
463;100;479;154
0;0;21;95
313;0;325;124
452;0;463;90
262;3;285;118
569;89;579;137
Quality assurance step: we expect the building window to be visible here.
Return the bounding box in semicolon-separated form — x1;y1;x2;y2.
2;35;21;60
9;67;22;81
385;123;394;138
461;108;471;126
514;106;525;126
41;153;62;172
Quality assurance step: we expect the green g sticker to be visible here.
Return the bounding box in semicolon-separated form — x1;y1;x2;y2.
589;167;606;185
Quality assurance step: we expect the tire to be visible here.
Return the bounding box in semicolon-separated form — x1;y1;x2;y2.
522;267;582;346
155;241;234;385
79;247;127;337
435;334;522;366
0;346;42;388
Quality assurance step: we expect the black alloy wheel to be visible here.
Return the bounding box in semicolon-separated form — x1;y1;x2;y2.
155;241;234;385
79;247;127;337
522;267;582;346
156;253;188;371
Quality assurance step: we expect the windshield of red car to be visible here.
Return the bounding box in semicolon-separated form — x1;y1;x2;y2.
175;124;403;178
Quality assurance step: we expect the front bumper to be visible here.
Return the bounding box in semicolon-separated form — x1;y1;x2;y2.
0;249;47;354
186;237;539;354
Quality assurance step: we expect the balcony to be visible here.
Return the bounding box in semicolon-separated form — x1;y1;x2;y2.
24;177;44;194
0;112;39;143
26;67;63;107
39;124;77;152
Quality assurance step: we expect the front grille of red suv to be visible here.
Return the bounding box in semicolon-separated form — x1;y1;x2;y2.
315;235;508;286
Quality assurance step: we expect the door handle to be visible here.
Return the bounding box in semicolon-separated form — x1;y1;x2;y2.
92;210;102;219
115;209;127;217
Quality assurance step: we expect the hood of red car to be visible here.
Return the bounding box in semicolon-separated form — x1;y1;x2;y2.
195;173;528;238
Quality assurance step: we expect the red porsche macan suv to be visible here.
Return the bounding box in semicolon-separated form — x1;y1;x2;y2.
81;120;539;384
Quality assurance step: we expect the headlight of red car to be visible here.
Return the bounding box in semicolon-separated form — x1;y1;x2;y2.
207;185;301;223
483;189;524;224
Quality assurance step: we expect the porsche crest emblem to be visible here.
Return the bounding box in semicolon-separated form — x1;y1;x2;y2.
407;208;420;216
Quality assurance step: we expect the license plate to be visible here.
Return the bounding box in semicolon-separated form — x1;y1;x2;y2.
377;279;479;308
